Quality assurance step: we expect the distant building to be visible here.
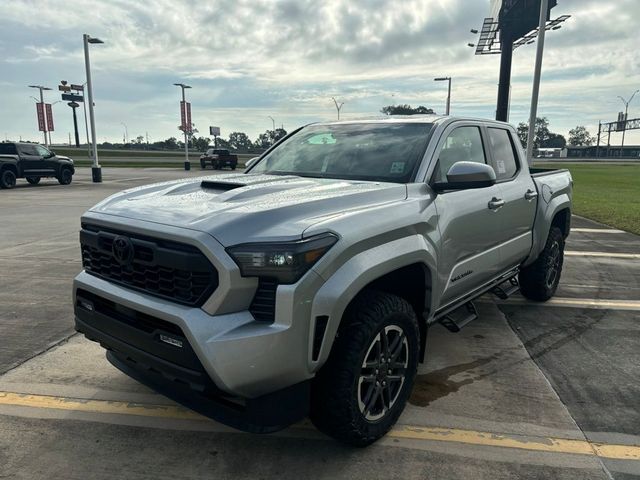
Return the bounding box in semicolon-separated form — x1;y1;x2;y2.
565;145;640;158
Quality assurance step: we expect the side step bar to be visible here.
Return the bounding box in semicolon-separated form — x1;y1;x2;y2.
439;301;478;333
491;277;520;300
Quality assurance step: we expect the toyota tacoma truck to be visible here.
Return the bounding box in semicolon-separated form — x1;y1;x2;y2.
73;116;572;445
0;142;75;189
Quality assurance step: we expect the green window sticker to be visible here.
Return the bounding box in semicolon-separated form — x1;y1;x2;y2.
307;133;337;145
390;161;405;174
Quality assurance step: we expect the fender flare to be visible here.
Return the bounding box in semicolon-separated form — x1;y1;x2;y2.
525;194;571;267
308;234;437;371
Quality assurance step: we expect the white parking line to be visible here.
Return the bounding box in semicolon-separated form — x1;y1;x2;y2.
571;228;626;234
498;297;640;311
565;251;640;259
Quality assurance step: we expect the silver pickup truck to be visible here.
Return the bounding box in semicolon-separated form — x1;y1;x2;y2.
73;116;572;445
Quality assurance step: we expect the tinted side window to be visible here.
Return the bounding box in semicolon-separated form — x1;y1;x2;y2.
488;128;519;181
35;145;51;157
18;144;38;156
0;143;17;154
434;126;486;182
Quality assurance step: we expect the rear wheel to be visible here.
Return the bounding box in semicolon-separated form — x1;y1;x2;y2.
310;290;419;446
0;169;17;189
200;159;206;169
57;168;73;185
26;176;41;185
519;226;564;301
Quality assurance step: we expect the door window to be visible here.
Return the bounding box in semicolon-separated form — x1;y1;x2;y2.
34;145;51;157
434;126;486;182
487;128;519;181
18;144;39;156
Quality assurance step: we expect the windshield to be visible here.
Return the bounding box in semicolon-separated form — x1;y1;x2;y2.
250;122;432;183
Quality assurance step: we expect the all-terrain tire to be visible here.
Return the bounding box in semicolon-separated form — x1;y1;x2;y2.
310;290;420;446
519;226;564;301
26;176;41;185
0;169;17;189
200;160;206;169
57;167;73;185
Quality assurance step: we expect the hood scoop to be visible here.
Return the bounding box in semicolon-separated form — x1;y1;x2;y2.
201;180;246;191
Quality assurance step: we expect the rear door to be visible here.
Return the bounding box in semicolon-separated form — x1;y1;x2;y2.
429;123;504;309
486;126;537;268
17;144;44;174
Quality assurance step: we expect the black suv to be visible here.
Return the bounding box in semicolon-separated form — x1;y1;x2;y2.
0;142;75;189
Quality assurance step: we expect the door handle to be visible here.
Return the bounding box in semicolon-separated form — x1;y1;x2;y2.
524;189;538;201
488;197;505;210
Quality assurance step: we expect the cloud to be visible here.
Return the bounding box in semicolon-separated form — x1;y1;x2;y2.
0;0;638;143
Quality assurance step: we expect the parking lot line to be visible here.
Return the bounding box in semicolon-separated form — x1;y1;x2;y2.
1;390;638;460
565;251;640;259
570;228;626;233
495;297;640;310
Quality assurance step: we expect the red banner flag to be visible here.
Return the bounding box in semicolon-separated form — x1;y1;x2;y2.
36;103;46;132
185;102;192;133
180;101;187;131
45;103;54;132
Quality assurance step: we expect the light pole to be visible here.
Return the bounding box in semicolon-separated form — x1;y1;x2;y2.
434;77;452;115
121;122;129;144
83;33;104;183
331;97;344;120
268;116;275;131
617;90;639;157
173;83;192;170
28;85;52;146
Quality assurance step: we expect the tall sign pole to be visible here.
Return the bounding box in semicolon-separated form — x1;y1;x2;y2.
83;34;104;183
526;0;550;165
174;83;192;170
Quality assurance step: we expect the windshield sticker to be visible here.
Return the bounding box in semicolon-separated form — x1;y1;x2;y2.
496;159;506;174
307;133;337;145
390;162;405;174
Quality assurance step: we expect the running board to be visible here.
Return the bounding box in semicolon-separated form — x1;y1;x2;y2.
491;277;520;300
439;301;478;333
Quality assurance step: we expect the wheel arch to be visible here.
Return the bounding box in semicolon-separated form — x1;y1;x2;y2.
309;236;437;371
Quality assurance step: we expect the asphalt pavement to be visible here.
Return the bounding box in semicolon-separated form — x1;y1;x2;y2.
0;166;638;479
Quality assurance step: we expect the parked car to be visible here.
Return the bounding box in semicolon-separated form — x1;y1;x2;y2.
73;116;572;445
200;148;238;170
0;142;75;189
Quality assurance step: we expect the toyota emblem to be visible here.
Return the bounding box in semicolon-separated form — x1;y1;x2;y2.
112;236;134;265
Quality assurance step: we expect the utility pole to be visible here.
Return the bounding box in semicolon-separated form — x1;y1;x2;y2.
595;121;601;159
525;0;549;165
331;97;344;120
83;33;104;183
617;90;639;157
173;83;192;170
268;116;275;131
68;102;80;147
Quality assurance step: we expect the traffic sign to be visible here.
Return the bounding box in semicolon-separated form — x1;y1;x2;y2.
58;85;71;92
70;84;84;91
209;126;220;136
62;93;84;102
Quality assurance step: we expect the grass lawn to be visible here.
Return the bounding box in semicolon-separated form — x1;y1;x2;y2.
537;162;640;235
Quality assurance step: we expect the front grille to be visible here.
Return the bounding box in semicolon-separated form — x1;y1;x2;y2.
80;224;217;306
249;278;278;322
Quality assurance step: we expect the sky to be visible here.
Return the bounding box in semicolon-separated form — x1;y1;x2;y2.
1;0;639;146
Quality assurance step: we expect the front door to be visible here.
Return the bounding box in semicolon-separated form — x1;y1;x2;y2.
429;124;504;310
17;143;44;174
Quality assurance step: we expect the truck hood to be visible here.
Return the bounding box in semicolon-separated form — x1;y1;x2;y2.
90;173;407;245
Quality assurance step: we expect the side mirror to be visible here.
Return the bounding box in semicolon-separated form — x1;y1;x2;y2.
48;150;56;158
245;157;260;169
433;161;496;191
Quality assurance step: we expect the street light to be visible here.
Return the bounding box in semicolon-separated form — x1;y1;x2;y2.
83;33;104;183
617;90;639;156
268;116;275;131
28;85;52;146
434;77;452;115
121;122;129;144
331;97;344;120
173;83;192;170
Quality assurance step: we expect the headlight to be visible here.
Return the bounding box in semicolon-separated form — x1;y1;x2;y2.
227;233;338;284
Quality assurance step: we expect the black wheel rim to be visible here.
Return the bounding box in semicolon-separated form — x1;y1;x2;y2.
545;241;561;288
358;325;408;422
5;172;15;187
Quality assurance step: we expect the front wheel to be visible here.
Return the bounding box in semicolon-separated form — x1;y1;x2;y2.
57;168;73;185
310;291;419;446
519;226;564;301
26;176;41;185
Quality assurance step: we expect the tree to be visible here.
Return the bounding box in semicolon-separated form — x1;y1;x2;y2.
380;104;435;115
134;135;144;144
254;128;288;149
516;117;552;149
568;126;594;146
542;133;566;148
191;136;211;152
228;131;253;151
